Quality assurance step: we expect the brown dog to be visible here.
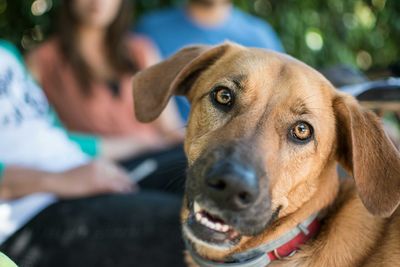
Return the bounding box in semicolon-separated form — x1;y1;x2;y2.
132;43;400;267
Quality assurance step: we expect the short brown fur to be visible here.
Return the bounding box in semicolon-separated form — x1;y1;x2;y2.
132;43;400;266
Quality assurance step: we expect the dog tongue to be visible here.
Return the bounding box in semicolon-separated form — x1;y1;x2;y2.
228;229;240;239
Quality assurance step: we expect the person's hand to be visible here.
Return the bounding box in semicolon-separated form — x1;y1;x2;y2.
101;135;167;161
48;160;135;199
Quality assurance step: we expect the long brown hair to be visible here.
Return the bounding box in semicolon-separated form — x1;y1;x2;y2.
58;0;137;96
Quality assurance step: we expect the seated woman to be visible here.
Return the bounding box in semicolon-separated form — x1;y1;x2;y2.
0;41;185;267
26;0;182;145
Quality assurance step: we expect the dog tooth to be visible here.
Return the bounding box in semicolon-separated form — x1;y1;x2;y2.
200;217;208;225
194;202;201;213
221;225;230;232
206;221;215;229
195;213;202;221
215;223;222;231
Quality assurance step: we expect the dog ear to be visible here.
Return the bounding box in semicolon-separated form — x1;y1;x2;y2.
334;94;400;217
132;43;233;122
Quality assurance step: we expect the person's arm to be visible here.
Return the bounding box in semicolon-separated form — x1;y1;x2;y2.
25;49;42;83
65;126;170;161
68;132;169;161
131;37;185;143
0;160;133;200
136;35;161;68
49;110;160;161
128;34;162;70
100;136;170;160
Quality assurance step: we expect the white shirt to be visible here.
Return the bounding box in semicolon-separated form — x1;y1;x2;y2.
0;45;90;244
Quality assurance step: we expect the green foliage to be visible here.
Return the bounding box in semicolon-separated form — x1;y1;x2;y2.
0;0;398;71
251;0;399;71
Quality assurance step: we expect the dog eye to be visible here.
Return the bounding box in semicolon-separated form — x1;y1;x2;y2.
210;87;234;111
289;121;314;144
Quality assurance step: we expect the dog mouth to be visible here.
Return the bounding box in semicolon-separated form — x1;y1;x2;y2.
184;201;242;248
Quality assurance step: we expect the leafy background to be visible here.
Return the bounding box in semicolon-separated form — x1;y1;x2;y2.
0;0;398;74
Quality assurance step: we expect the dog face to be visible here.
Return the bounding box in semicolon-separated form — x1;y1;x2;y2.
132;43;400;259
180;48;339;246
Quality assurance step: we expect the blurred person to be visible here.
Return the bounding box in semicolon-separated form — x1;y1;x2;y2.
136;0;284;57
136;0;284;120
0;41;185;267
26;0;183;148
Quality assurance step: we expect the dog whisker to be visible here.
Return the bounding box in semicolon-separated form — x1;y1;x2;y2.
164;174;186;192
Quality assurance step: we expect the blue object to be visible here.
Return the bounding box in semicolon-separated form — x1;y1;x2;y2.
0;162;5;182
136;7;284;120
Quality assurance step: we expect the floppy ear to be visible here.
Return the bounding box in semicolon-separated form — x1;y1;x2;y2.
334;94;400;217
132;43;233;122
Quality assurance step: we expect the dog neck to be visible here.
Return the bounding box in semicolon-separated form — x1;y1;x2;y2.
185;212;321;267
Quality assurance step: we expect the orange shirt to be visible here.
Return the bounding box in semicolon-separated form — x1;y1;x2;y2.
27;36;161;139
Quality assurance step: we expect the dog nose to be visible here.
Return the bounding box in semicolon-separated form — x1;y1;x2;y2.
204;162;259;211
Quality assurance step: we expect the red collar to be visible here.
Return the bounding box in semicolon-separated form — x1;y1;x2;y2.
267;216;320;261
186;213;321;267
